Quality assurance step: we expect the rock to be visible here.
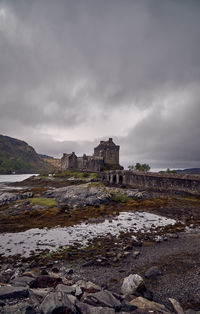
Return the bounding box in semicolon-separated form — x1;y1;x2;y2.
10;276;35;287
132;251;140;258
121;274;145;296
120;300;137;312
185;310;199;314
29;288;52;305
76;302;115;314
130;296;171;313
40;269;49;276
143;288;153;300
145;266;163;278
0;192;33;206
43;183;111;208
0;286;29;299
43;183;147;208
39;291;77;314
56;283;76;294
83;290;121;310
169;298;185;314
154;235;164;242
29;276;62;288
75;286;83;298
2;302;36;314
0;300;5;307
75;280;101;292
82;260;95;267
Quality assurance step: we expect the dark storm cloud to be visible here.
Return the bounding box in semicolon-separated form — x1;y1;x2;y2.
0;0;200;168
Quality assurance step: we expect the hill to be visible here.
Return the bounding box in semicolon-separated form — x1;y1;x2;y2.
176;168;200;175
0;135;55;174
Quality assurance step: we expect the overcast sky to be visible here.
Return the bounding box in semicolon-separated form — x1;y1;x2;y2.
0;0;200;170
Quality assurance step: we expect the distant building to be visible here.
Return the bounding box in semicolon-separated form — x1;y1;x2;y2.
61;138;120;172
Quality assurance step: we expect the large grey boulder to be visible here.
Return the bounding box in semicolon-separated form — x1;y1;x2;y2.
10;276;35;287
40;291;77;314
121;274;144;296
82;290;121;310
55;284;76;294
0;286;29;299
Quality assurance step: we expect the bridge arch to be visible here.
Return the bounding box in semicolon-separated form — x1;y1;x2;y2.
112;174;117;184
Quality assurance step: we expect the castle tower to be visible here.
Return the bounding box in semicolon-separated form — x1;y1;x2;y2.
94;138;119;165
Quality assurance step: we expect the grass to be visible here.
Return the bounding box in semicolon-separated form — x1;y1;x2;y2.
111;193;132;203
88;182;105;187
28;197;57;207
54;170;100;179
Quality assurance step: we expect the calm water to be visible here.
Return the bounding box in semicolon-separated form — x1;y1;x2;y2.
0;211;176;256
0;174;36;183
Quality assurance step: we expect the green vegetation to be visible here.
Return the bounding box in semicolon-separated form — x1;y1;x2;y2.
88;182;105;187
111;193;132;203
0;154;35;174
128;162;151;172
28;197;57;207
54;169;100;179
159;168;178;175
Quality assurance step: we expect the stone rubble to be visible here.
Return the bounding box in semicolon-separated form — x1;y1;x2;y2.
0;262;190;314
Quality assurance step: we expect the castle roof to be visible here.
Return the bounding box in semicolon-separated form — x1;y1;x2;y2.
94;138;118;150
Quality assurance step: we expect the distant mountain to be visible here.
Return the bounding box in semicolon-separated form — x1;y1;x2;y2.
0;135;56;174
176;168;200;175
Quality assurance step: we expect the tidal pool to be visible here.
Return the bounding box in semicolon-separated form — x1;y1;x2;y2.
0;211;176;256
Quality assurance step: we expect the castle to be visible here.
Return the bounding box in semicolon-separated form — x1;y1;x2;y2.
61;138;120;172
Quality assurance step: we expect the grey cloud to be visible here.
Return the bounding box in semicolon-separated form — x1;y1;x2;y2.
0;0;200;169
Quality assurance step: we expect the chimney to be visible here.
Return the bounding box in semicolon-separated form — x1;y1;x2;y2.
109;138;113;142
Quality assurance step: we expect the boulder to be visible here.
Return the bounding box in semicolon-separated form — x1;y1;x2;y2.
55;283;76;295
82;290;121;310
29;288;52;305
39;291;77;314
76;302;115;314
0;286;29;299
169;298;185;314
75;280;101;292
130;296;171;313
121;274;145;296
10;276;35;287
29;275;62;288
144;266;163;278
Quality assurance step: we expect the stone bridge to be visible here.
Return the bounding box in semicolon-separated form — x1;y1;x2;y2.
102;170;200;194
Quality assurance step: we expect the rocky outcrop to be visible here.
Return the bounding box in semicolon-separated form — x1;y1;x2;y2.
43;183;146;208
0;191;33;206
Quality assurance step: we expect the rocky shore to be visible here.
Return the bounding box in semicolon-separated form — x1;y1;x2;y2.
0;254;191;313
0;175;200;313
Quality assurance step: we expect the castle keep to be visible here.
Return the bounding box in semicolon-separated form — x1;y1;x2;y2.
61;138;120;172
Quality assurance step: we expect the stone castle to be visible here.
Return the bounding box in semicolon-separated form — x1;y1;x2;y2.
61;138;120;172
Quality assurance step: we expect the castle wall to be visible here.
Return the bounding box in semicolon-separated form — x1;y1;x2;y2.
103;170;200;194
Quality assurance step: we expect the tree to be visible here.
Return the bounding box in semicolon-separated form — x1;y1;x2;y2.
128;162;151;172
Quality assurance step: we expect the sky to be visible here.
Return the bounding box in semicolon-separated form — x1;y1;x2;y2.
0;0;200;170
